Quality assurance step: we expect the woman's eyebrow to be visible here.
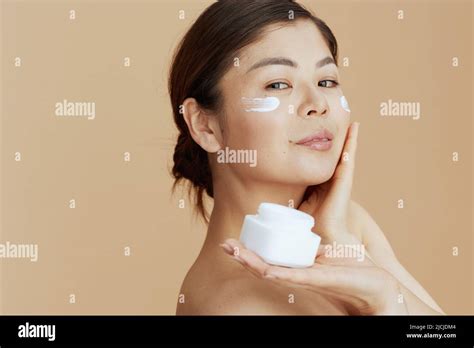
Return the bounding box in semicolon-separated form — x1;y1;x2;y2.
246;56;336;73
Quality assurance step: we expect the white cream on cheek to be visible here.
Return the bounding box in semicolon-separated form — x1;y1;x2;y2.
242;97;280;112
340;95;351;113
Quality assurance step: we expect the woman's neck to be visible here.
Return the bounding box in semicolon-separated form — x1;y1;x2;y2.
201;179;307;251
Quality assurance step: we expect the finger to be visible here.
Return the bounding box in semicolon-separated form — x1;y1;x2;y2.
334;122;359;186
222;239;335;289
263;274;316;291
267;262;384;301
222;239;322;288
219;243;234;255
219;243;262;279
222;238;271;277
219;242;264;278
222;238;246;257
328;121;359;206
233;255;266;280
260;264;317;291
316;243;327;258
264;263;352;291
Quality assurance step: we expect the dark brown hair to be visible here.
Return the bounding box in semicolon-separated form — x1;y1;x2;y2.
169;0;338;222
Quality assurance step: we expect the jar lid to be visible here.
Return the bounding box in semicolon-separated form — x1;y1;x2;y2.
257;202;314;231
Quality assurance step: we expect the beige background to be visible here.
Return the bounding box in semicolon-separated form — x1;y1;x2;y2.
1;0;472;314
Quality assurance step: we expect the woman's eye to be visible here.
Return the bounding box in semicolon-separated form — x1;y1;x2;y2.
319;80;339;88
266;82;290;90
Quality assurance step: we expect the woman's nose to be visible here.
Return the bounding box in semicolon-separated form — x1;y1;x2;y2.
297;85;329;119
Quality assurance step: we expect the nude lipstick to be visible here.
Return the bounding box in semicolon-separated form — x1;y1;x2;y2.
296;128;334;151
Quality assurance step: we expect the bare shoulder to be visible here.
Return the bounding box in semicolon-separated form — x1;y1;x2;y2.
176;257;346;315
197;277;289;315
348;199;397;259
177;271;296;315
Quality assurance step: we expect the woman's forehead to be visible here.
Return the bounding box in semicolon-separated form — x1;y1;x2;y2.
237;20;333;71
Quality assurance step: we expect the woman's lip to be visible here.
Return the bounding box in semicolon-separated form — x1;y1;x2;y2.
297;139;333;151
296;129;334;144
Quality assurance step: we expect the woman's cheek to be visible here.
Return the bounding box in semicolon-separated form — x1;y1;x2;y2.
224;103;290;176
230;96;288;145
326;91;351;117
327;93;352;150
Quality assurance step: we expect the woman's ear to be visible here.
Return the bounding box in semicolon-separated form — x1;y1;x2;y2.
181;98;222;153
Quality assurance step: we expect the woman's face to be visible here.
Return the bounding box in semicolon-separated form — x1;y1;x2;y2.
214;19;351;186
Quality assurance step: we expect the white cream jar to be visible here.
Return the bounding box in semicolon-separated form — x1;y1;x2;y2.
239;203;321;268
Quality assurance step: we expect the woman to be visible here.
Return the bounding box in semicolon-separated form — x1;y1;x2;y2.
169;0;444;315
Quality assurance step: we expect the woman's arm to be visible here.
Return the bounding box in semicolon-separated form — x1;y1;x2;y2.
222;238;408;315
350;200;445;314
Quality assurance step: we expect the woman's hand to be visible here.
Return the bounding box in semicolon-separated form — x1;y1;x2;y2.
298;122;360;244
220;238;408;315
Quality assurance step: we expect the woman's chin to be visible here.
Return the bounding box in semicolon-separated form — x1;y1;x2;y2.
291;167;336;186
